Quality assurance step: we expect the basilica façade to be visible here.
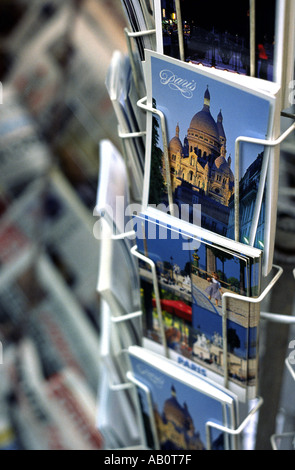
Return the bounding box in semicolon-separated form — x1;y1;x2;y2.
164;86;235;236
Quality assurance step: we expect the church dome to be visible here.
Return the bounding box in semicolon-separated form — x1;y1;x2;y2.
189;110;219;140
169;136;183;154
189;88;220;141
169;124;183;155
213;156;234;182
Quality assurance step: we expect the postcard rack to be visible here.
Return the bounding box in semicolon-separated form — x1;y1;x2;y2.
107;80;295;455
270;358;295;450
126;368;264;451
266;268;295;450
98;2;295;451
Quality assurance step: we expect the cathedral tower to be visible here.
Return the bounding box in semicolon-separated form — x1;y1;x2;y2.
187;86;222;162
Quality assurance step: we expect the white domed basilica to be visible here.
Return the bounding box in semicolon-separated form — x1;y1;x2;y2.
164;87;235;236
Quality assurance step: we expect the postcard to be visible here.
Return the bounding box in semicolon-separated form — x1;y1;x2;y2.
128;345;239;450
142;50;281;275
0;247;101;392
155;0;277;81
105;51;145;202
132;211;261;400
96;140;131;235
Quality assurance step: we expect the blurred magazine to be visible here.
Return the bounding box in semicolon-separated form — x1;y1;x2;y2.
7;5;120;200
9;339;68;450
0;86;51;193
0;249;100;391
8;5;71;131
60;12;125;148
127;345;240;450
142;50;281;276
3;0;62;58
0;169;100;324
45;367;103;450
10;338;103;450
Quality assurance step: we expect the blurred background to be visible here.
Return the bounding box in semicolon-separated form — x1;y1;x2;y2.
0;0;295;451
0;0;129;450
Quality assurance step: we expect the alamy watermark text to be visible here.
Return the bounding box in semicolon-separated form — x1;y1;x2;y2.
93;198;202;251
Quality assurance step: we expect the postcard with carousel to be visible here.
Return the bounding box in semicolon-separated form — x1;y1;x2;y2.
142;50;281;277
133;210;262;401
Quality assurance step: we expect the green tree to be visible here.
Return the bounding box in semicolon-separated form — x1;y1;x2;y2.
227;277;240;291
149;99;167;205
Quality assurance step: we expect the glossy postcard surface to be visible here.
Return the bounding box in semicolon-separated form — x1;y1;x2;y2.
128;346;237;450
156;0;276;81
145;51;275;250
134;212;261;398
